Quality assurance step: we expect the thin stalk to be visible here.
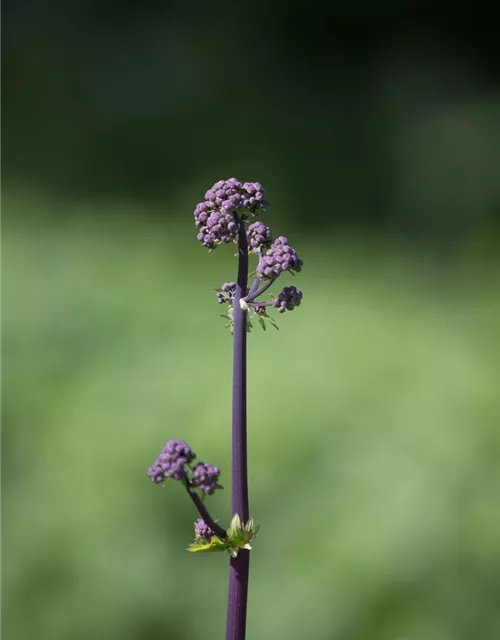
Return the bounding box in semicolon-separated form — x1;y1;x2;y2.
244;278;274;303
247;277;260;298
248;301;274;309
225;217;250;640
183;480;227;539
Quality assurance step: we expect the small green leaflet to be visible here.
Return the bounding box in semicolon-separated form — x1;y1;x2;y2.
187;536;228;554
187;514;260;558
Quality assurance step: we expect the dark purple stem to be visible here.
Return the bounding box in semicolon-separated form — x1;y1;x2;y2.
247;277;260;298
183;480;227;539
248;301;274;309
225;217;250;640
244;278;274;303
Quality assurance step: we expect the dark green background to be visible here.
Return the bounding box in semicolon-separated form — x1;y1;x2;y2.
3;3;500;639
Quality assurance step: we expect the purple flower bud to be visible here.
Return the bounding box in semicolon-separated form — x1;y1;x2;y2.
217;282;237;304
192;462;221;495
247;221;273;254
257;237;303;280
194;518;215;542
272;286;303;313
147;464;165;484
194;204;238;249
194;179;270;248
147;439;196;484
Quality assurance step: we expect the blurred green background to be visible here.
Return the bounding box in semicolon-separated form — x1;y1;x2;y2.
3;3;500;639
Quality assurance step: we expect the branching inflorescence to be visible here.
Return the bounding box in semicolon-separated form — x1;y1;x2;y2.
147;178;303;639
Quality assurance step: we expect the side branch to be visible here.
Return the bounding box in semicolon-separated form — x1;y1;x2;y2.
184;480;227;539
244;278;274;303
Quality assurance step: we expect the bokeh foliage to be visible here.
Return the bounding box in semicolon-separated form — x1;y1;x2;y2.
3;2;500;244
3;190;500;639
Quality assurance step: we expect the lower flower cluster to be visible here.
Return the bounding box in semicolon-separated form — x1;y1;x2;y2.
147;439;221;495
192;462;222;495
147;439;195;483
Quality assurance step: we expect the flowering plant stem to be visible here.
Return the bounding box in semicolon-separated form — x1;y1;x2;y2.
148;179;303;638
183;480;227;539
225;217;250;640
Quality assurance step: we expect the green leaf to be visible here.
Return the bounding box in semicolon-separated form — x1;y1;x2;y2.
245;518;255;532
187;513;260;557
187;542;213;553
268;317;280;331
187;536;227;553
228;513;242;536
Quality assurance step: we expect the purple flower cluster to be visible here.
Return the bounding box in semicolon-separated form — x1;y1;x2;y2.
257;236;303;280
217;282;237;304
273;286;303;313
192;462;221;495
253;304;267;315
200;178;267;215
194;179;269;249
194;209;238;250
247;222;273;253
194;518;215;542
147;440;196;484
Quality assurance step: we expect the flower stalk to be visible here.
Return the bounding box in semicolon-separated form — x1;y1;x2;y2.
226;218;250;639
147;178;303;640
183;480;227;540
243;278;274;304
